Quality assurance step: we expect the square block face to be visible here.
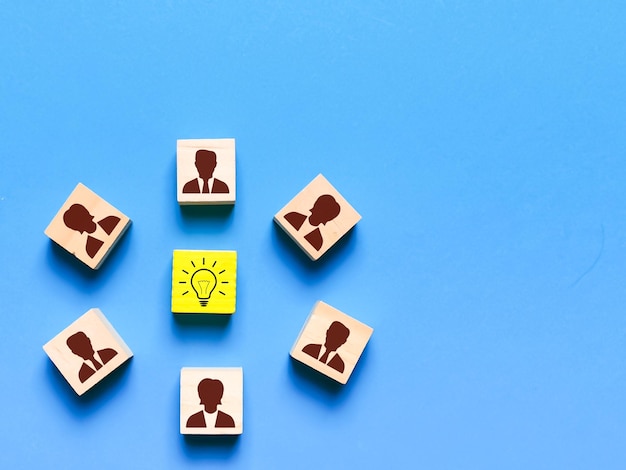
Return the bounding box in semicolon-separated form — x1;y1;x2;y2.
172;250;237;314
177;139;236;205
290;301;373;384
180;367;243;435
43;308;133;396
44;183;131;269
274;174;361;260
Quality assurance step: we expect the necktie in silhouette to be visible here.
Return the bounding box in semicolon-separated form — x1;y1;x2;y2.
319;349;331;364
202;179;210;193
91;357;103;370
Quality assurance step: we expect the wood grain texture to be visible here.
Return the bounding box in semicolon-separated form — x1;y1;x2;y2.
44;183;131;269
180;367;243;435
274;174;361;260
290;301;373;384
43;308;133;396
177;138;236;205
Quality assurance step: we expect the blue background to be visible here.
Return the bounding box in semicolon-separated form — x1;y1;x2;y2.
2;1;626;468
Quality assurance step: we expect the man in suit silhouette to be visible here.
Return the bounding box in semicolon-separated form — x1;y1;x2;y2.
182;149;230;194
186;378;235;428
302;321;350;373
66;331;118;383
284;194;341;251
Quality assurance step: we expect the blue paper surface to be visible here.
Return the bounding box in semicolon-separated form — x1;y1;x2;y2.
2;1;626;468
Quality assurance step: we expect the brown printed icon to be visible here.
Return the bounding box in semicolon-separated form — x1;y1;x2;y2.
66;331;118;383
44;183;131;269
182;149;230;195
284;194;341;251
274;174;361;261
43;308;134;396
186;378;236;429
302;321;350;373
177;139;236;205
63;203;120;259
290;301;373;384
180;367;243;435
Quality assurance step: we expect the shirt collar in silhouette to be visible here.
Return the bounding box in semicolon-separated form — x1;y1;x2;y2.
63;204;121;258
284;194;341;251
66;331;118;383
302;321;350;373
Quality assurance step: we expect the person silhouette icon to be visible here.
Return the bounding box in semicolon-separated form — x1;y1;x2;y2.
66;331;118;383
284;194;341;251
302;321;350;373
182;149;230;194
186;378;235;428
63;204;120;259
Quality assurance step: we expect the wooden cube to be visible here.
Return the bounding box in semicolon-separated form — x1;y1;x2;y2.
274;174;361;260
171;250;237;314
177;139;236;205
44;183;131;269
43;308;133;396
180;367;243;435
290;301;373;384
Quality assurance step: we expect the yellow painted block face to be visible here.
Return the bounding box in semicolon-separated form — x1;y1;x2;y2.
172;250;237;314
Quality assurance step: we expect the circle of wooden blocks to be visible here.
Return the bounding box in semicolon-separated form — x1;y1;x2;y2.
177;138;236;205
274;174;361;260
171;250;237;314
44;183;131;269
290;301;373;384
42;308;133;396
180;367;243;435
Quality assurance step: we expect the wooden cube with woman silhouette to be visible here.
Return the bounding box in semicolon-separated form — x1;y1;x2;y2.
180;367;243;435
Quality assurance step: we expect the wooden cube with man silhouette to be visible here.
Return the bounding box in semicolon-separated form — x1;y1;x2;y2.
44;183;131;269
43;308;133;396
177;139;236;205
290;301;373;384
274;174;361;260
180;367;243;435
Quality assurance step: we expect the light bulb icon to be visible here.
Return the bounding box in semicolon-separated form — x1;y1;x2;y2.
190;268;217;306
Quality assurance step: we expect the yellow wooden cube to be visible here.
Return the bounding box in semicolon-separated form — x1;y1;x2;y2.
171;250;237;314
